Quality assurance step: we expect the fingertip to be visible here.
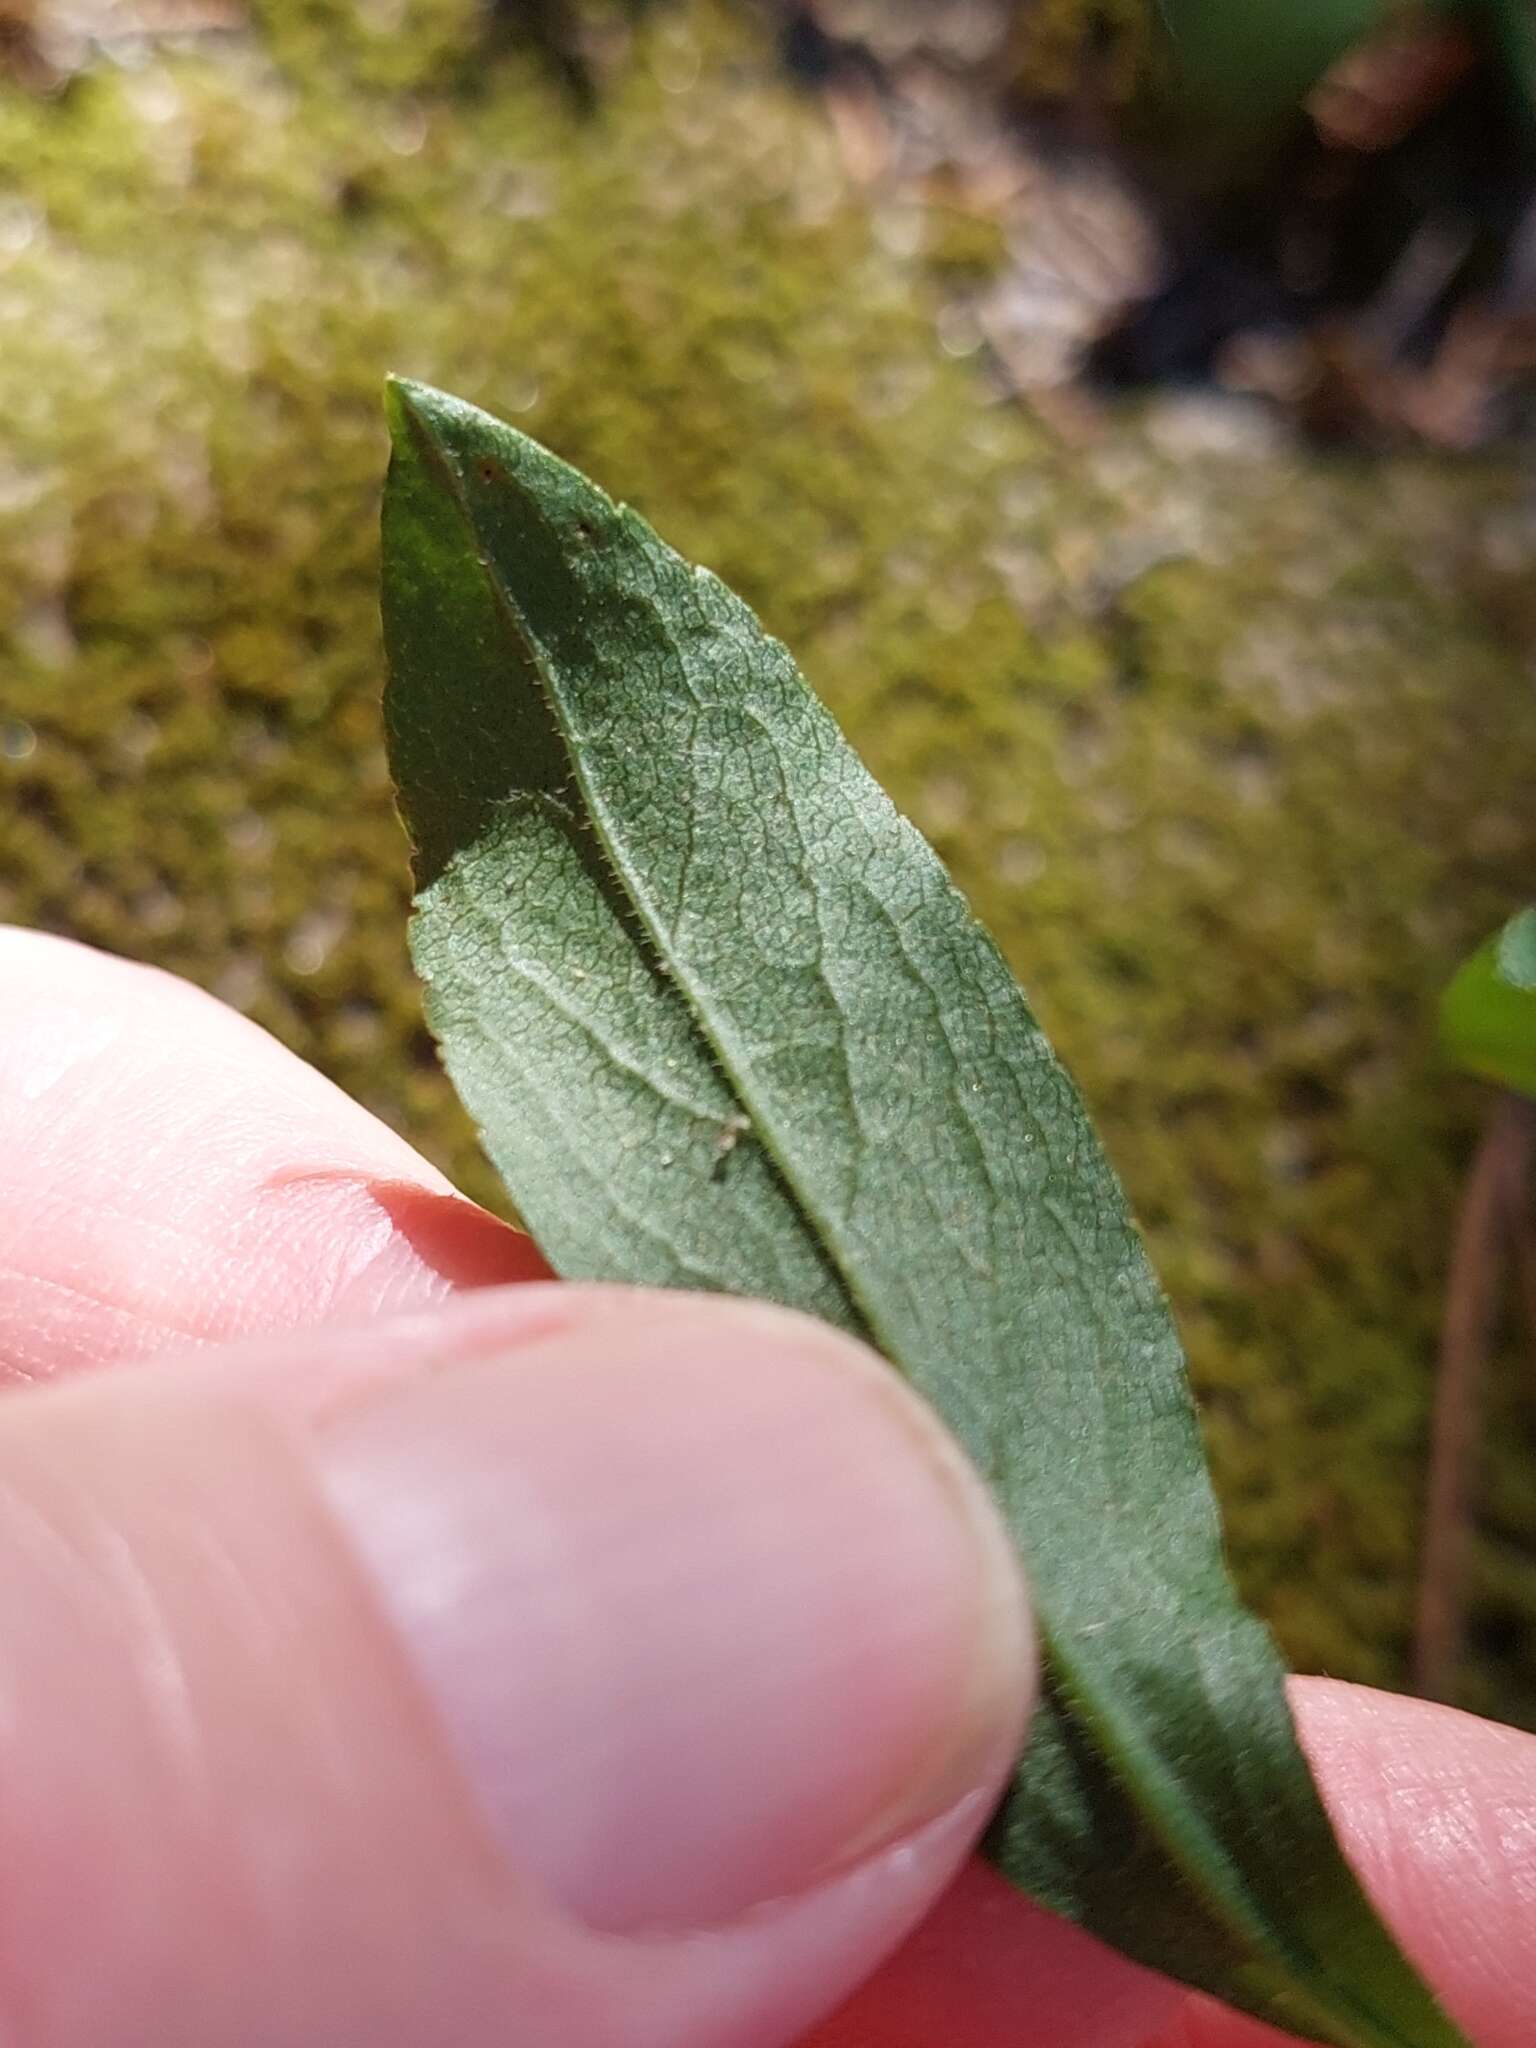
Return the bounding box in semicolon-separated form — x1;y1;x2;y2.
0;929;544;1376
1149;1682;1536;2048
802;1677;1536;2048
1285;1676;1536;2048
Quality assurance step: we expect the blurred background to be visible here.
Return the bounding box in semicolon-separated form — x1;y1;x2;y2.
1;0;1534;1727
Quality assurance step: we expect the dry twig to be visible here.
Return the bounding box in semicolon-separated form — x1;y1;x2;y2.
1414;1093;1536;1700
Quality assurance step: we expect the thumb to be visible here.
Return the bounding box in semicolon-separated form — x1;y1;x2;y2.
0;1285;1033;2048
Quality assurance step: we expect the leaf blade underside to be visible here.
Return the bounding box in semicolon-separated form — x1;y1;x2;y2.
381;378;1466;2048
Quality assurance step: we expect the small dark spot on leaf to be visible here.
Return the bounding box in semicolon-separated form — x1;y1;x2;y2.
477;457;506;486
574;518;596;544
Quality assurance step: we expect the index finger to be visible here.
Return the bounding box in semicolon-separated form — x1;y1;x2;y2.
805;1678;1536;2048
1150;1681;1536;2048
0;927;542;1381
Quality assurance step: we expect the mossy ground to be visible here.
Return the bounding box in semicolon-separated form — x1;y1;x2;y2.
1;0;1534;1724
1006;0;1155;104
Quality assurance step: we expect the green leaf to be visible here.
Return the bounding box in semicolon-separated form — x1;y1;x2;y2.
1499;907;1536;989
1156;0;1387;121
381;378;1467;2048
1157;1;1536;128
1471;0;1536;121
1441;907;1536;1099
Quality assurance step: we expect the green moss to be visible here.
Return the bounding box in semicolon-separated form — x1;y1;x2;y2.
920;202;1010;288
1;0;1534;1725
252;0;489;94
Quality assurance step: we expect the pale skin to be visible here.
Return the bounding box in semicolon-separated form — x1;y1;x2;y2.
0;924;1530;2048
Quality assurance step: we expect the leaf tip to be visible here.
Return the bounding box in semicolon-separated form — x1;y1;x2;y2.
380;375;641;622
383;374;469;455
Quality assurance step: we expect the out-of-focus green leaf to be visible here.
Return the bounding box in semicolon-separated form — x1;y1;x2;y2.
1499;907;1536;987
1159;1;1536;125
381;379;1469;2048
1473;0;1536;119
1157;0;1388;121
1442;908;1536;1097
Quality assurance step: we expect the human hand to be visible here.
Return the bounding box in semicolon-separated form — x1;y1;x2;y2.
0;927;1530;2047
